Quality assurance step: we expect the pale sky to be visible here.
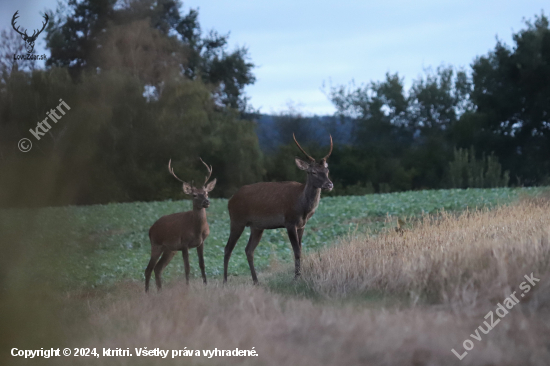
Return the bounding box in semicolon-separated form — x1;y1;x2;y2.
1;1;548;115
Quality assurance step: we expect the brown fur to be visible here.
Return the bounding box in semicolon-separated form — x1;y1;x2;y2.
144;159;216;292
223;135;334;284
228;182;315;229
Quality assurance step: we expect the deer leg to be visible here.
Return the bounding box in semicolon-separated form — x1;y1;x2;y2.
154;250;176;291
245;228;264;285
223;224;245;283
182;247;190;285
297;228;304;248
145;245;163;293
197;244;207;285
286;226;301;279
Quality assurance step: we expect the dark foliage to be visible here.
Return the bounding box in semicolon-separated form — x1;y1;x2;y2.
1;6;548;205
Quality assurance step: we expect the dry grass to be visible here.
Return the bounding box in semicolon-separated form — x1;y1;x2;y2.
55;280;549;366
302;196;550;310
5;197;550;366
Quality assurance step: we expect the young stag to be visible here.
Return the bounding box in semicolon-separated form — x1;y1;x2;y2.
223;134;333;284
145;158;216;292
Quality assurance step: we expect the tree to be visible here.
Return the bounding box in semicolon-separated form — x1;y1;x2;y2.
469;13;550;184
408;66;472;133
326;74;418;192
45;0;255;112
329;73;412;148
0;0;263;207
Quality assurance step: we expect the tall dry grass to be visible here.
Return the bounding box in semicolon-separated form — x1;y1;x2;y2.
59;280;550;366
302;196;550;310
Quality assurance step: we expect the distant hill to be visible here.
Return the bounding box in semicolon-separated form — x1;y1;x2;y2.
254;114;354;153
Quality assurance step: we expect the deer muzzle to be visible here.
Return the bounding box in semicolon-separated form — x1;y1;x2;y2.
322;182;334;191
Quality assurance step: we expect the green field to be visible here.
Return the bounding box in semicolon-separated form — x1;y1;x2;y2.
1;187;541;288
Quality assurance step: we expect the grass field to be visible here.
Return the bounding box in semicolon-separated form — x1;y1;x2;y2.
0;188;540;288
2;187;550;366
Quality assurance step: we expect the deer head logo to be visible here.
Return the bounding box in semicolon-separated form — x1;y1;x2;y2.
11;11;49;54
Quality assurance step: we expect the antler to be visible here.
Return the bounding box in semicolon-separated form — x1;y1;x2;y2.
30;13;49;41
11;11;26;38
323;134;333;160
199;157;213;186
168;159;185;183
293;133;315;162
11;11;49;41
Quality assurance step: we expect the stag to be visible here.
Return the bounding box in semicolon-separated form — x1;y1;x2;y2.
145;158;216;292
12;11;49;54
223;134;333;284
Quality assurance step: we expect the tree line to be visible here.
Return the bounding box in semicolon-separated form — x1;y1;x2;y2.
0;0;548;207
261;14;550;195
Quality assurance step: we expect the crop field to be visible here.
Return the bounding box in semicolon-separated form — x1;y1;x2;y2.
3;187;550;366
0;188;540;288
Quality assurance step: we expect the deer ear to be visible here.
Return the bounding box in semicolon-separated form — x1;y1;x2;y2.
205;178;217;192
295;157;310;171
182;182;194;195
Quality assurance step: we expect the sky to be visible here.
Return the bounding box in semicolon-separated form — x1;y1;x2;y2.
1;1;548;115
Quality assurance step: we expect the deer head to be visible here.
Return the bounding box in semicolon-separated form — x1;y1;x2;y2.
12;11;49;54
168;158;216;209
293;133;334;191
